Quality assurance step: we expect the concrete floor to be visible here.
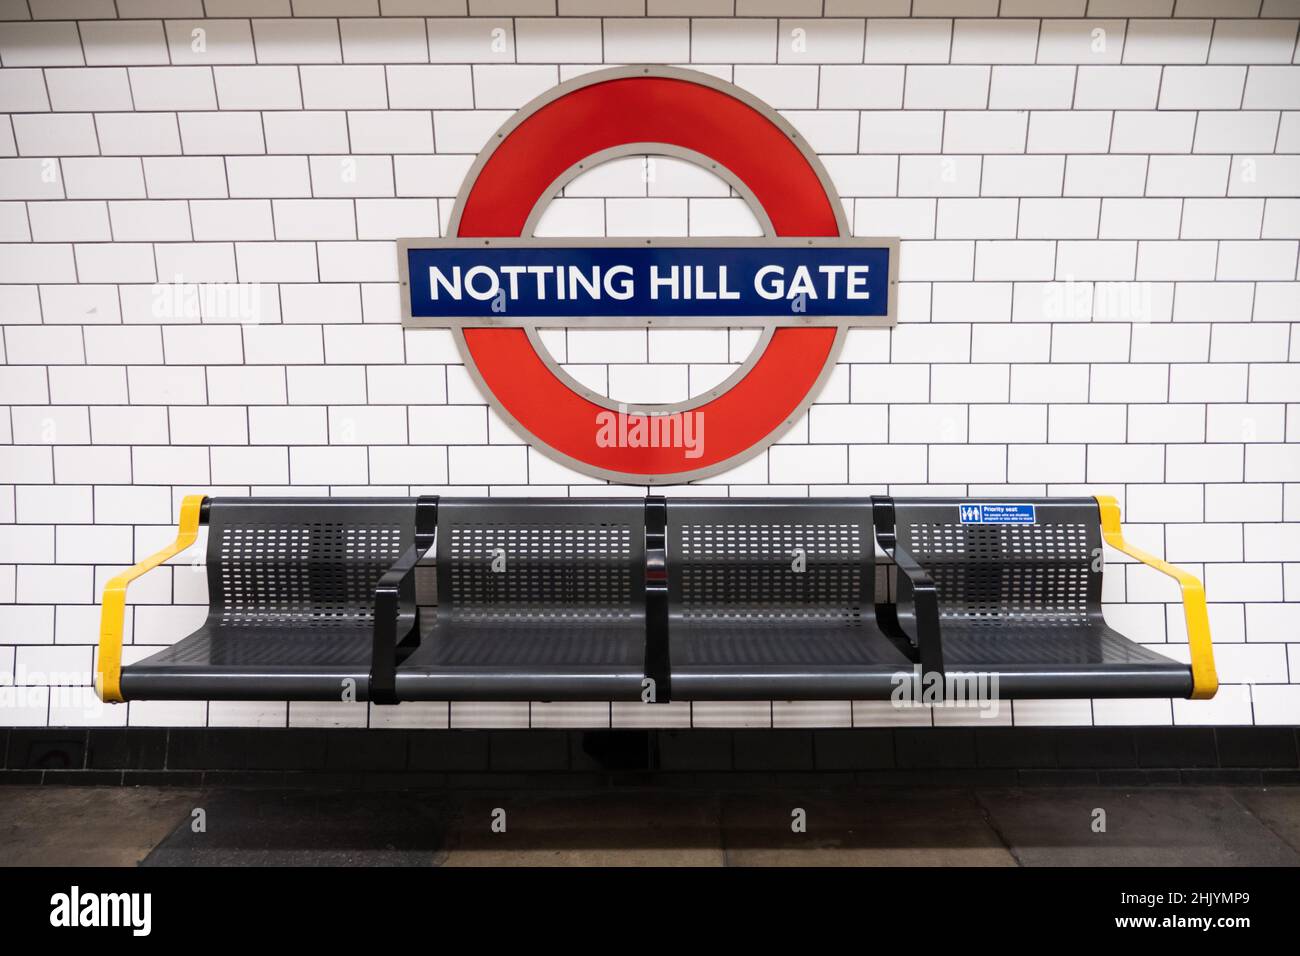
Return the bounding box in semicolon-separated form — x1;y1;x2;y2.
1;785;1298;867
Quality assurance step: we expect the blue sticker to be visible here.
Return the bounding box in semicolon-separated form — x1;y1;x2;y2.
958;503;1036;525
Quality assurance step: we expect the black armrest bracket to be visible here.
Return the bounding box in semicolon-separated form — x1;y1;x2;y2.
871;496;945;694
644;495;670;704
369;496;438;705
892;542;944;679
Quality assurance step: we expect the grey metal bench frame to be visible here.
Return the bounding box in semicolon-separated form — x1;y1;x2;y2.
97;494;1215;705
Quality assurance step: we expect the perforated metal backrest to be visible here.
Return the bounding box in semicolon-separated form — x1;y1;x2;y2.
666;499;875;624
892;498;1101;627
205;498;416;628
436;498;645;623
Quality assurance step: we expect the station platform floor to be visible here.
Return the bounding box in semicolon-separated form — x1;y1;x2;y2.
2;784;1298;867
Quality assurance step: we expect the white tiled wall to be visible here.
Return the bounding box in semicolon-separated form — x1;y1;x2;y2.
1;3;1297;731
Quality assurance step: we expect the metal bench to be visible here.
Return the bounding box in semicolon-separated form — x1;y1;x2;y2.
98;494;1215;706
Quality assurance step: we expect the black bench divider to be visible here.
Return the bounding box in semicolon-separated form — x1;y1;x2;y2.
871;495;945;683
644;495;670;704
369;496;438;705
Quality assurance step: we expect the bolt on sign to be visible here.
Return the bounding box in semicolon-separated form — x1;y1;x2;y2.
399;66;899;485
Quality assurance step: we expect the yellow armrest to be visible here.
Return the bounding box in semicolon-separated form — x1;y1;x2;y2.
1095;495;1217;700
96;494;206;703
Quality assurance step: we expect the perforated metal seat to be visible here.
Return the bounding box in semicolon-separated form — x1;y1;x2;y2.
889;498;1194;698
665;499;916;700
392;498;649;700
119;498;416;701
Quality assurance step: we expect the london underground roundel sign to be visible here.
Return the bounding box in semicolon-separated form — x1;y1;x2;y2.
399;66;898;485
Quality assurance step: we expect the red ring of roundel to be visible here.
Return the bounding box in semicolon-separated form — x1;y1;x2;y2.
454;74;844;483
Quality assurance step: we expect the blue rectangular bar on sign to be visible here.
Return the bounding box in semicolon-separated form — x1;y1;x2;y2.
402;241;892;323
958;503;1037;525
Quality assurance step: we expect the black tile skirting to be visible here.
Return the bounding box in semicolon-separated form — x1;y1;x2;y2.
1;726;1299;788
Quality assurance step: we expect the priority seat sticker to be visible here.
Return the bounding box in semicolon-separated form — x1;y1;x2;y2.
958;504;1037;525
